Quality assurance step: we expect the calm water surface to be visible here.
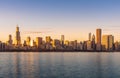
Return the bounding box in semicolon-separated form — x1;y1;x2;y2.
0;52;120;78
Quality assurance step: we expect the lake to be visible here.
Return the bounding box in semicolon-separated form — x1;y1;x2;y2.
0;52;120;78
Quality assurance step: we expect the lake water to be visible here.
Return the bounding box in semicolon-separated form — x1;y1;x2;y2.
0;52;120;78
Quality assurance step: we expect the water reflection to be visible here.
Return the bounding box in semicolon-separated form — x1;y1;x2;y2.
0;52;120;78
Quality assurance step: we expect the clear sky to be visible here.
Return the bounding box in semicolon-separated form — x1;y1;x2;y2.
0;0;120;42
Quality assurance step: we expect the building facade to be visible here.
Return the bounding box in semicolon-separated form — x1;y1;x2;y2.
96;28;102;51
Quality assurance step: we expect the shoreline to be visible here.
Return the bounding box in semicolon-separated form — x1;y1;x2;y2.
0;50;119;52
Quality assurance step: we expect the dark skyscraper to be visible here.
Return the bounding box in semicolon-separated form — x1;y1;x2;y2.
92;34;96;50
15;25;21;46
96;29;102;50
7;34;13;45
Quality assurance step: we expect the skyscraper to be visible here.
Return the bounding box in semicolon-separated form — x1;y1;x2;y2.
46;36;51;43
52;39;61;48
87;40;92;50
7;34;13;45
102;35;109;50
96;28;102;51
92;34;96;50
108;35;114;51
96;29;102;44
61;35;65;46
89;33;91;41
15;25;21;46
36;37;42;48
102;35;114;51
26;36;31;46
92;34;95;42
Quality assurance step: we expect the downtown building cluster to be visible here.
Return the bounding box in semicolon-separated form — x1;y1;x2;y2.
0;25;120;52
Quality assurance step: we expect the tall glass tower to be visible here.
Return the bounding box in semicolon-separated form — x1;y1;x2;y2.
61;35;64;46
15;25;21;46
96;28;102;50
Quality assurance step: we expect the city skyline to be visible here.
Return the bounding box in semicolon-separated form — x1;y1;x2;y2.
1;0;120;41
0;25;119;43
0;26;118;52
1;1;120;78
0;26;117;52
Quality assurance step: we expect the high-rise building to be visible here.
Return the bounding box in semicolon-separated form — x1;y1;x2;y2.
108;35;114;51
30;40;36;47
45;36;52;50
92;34;96;50
114;41;120;51
52;39;61;49
79;42;83;50
89;33;91;41
92;34;95;42
102;35;114;51
96;28;102;51
74;40;77;50
83;41;87;50
96;29;102;44
36;37;42;48
15;25;21;46
65;40;69;46
23;40;27;46
46;36;51;43
102;35;109;50
87;40;92;50
61;35;65;46
7;34;13;45
26;36;31;46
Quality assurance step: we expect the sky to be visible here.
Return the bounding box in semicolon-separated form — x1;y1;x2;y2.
0;0;120;42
